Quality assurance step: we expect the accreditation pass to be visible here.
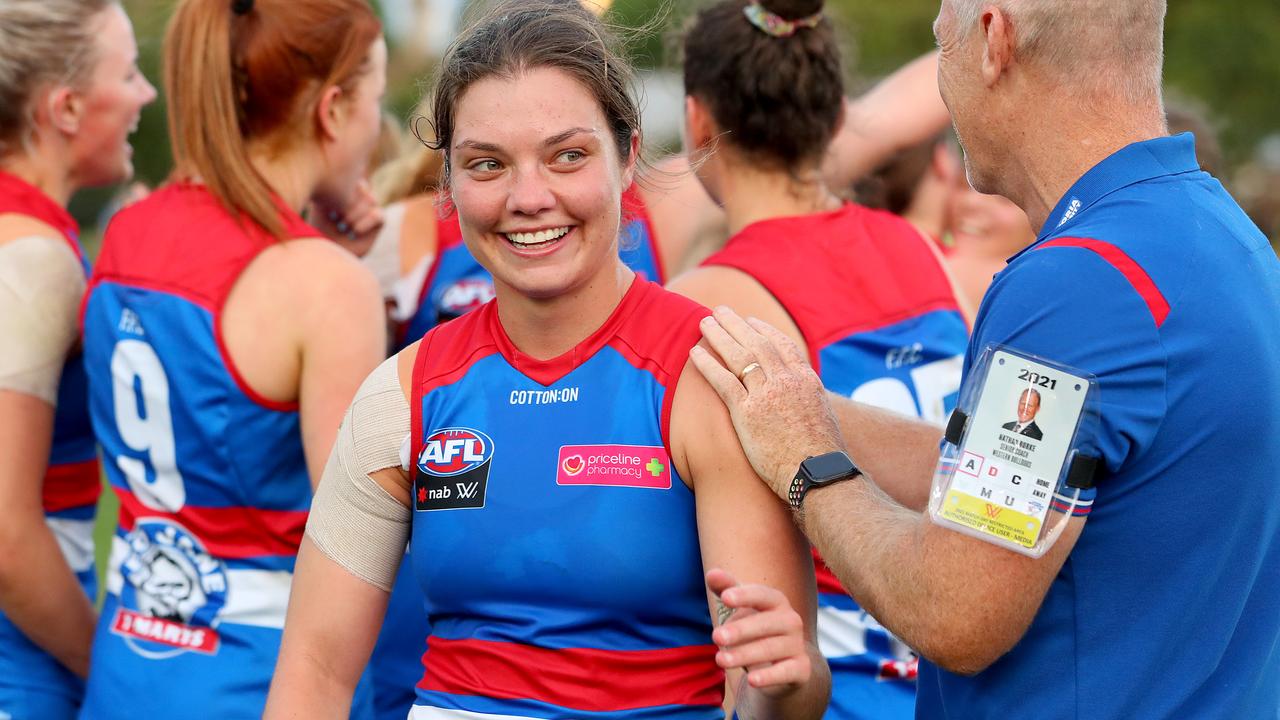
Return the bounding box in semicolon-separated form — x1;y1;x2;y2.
938;350;1089;549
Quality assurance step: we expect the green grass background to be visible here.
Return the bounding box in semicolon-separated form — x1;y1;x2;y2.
91;476;119;606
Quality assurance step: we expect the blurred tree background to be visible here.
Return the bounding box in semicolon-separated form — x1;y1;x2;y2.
80;0;1280;235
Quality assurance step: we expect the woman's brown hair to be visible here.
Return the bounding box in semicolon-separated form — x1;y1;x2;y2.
681;0;844;172
163;0;382;238
425;0;641;188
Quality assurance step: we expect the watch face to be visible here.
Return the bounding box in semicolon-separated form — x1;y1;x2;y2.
804;452;856;484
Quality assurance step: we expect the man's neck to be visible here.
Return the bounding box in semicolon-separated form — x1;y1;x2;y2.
999;98;1168;234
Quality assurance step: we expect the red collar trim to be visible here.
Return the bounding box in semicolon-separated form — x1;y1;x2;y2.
487;274;646;386
0;169;82;259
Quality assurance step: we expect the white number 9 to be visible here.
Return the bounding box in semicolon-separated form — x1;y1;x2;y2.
110;339;186;512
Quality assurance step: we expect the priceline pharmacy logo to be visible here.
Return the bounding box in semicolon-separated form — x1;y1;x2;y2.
556;444;672;489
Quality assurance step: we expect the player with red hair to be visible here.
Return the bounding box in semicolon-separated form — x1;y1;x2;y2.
79;0;387;716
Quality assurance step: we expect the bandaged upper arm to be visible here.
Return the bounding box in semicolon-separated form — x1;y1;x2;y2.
305;356;413;591
0;236;85;405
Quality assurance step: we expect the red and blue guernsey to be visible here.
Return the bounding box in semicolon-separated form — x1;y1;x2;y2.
398;185;664;349
918;136;1280;718
702;203;968;720
373;186;666;719
405;277;723;720
0;171;100;715
79;184;372;719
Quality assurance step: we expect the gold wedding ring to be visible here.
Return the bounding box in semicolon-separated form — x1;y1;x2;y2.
737;362;762;382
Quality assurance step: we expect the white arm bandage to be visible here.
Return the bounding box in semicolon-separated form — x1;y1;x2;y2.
305;356;413;592
0;236;85;405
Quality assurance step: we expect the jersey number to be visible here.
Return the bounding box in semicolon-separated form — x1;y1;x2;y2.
110;339;186;512
851;356;963;424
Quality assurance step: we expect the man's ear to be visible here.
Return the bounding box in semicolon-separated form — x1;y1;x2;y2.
316;84;345;143
979;5;1015;88
46;86;83;136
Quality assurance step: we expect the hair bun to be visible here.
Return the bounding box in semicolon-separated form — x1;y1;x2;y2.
758;0;824;22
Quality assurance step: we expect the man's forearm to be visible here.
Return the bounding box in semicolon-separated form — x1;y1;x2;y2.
799;478;936;653
0;521;96;677
827;393;943;511
797;474;1077;675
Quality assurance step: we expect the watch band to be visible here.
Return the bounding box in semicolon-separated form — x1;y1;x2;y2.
788;474;807;509
789;451;860;510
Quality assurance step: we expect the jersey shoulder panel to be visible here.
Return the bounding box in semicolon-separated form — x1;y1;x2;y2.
703;203;960;350
611;281;709;387
94;183;320;311
414;301;502;397
0;169;81;257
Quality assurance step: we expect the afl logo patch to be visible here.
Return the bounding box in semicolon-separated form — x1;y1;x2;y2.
415;428;494;511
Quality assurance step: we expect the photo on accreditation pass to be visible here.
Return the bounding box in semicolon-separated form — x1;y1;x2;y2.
934;349;1092;552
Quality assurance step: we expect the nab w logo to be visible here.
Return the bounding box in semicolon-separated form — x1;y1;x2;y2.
415;428;493;512
985;504;1003;519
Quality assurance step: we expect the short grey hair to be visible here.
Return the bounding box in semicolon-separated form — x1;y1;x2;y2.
949;0;1166;105
0;0;115;157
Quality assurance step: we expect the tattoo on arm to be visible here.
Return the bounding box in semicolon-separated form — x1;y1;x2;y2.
715;596;735;626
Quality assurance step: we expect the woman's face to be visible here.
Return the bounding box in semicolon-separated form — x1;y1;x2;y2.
69;3;156;187
314;37;388;208
449;66;635;301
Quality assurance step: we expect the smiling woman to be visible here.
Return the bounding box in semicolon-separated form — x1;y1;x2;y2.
265;2;830;719
0;2;155;718
446;67;637;309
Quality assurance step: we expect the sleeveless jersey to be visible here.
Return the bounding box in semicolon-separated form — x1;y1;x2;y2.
372;187;666;719
405;278;723;720
702;203;968;720
80;184;371;719
397;186;664;349
0;170;100;715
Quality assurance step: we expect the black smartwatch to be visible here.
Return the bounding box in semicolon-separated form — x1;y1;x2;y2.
789;451;861;509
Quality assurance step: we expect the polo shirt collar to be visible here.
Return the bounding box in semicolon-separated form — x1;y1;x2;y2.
1008;133;1200;264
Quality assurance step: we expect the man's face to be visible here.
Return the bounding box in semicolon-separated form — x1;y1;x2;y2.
1017;390;1041;423
933;0;999;194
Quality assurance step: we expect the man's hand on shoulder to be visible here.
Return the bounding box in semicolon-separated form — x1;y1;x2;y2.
689;306;845;498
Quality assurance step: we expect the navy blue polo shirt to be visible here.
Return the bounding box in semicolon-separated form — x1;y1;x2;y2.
917;134;1280;719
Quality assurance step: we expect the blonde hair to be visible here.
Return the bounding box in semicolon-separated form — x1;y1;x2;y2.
949;0;1166;106
0;0;114;157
